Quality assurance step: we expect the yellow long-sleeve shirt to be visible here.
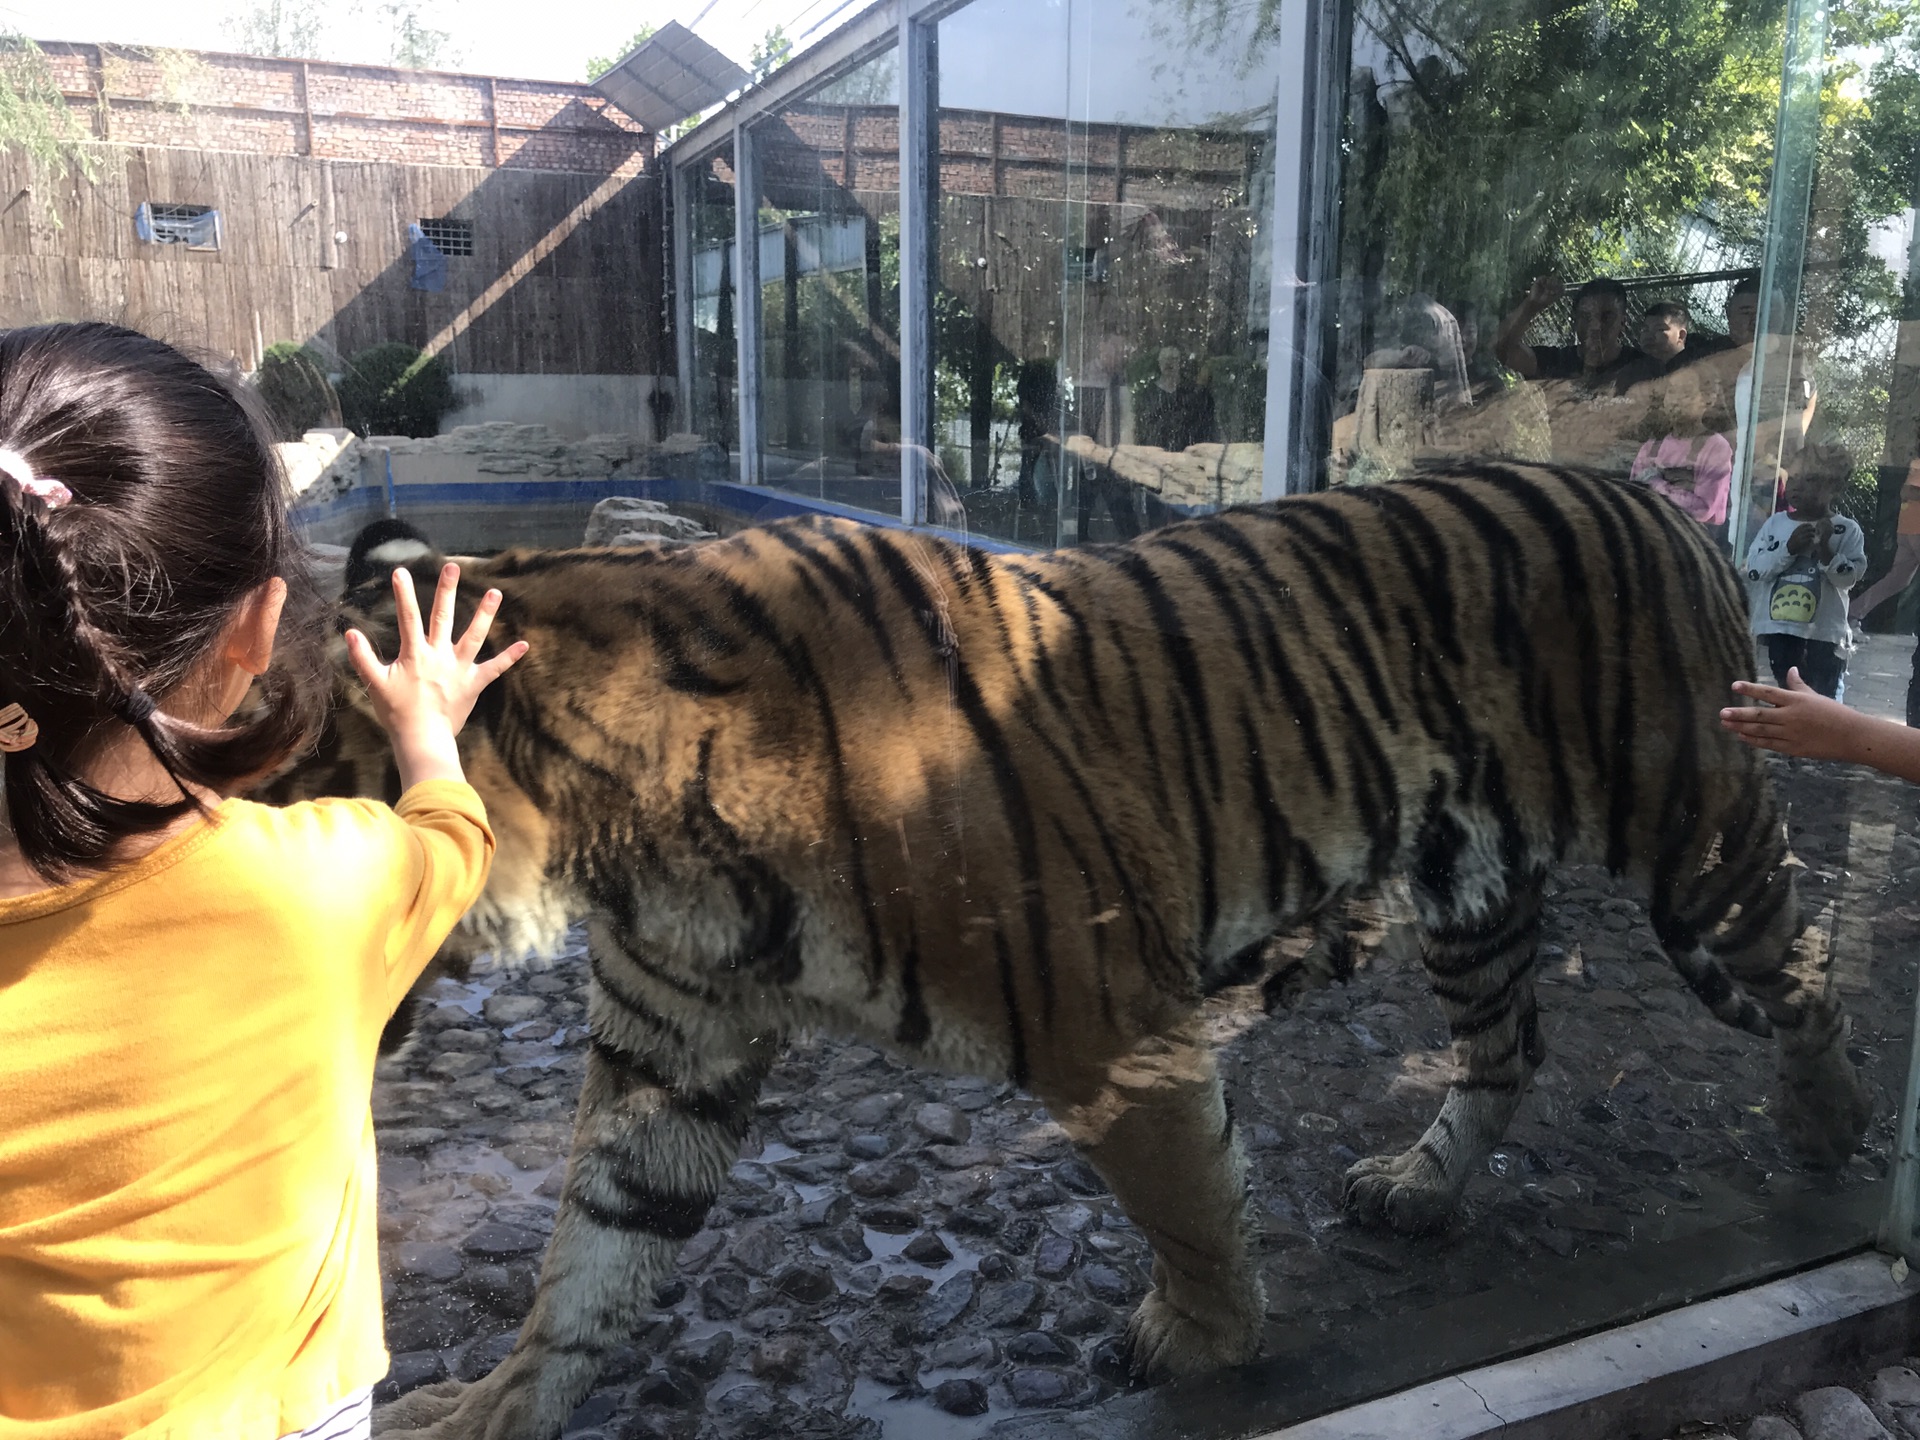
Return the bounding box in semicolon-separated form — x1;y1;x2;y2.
0;780;494;1439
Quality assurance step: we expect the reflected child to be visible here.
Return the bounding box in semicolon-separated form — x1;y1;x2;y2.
1741;459;1864;698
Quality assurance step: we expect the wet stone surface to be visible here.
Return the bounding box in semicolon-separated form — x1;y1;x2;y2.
374;755;1917;1438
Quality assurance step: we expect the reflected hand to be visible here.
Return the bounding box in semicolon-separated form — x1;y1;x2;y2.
1524;275;1564;311
1787;522;1816;556
1719;670;1864;761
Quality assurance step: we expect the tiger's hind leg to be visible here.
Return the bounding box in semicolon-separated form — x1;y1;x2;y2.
1655;818;1868;1167
375;964;774;1440
1344;872;1546;1236
1038;1010;1265;1382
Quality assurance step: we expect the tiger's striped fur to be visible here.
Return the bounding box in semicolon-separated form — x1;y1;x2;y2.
302;463;1866;1439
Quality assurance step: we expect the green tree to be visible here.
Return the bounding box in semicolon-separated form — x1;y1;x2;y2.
0;32;97;188
585;25;656;82
222;1;324;59
749;25;792;84
380;2;454;70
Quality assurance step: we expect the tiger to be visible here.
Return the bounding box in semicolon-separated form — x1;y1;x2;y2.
281;461;1869;1440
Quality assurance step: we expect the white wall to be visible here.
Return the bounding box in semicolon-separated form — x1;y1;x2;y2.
441;374;673;440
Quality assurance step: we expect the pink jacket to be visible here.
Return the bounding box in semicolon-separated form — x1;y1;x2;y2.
1631;434;1732;526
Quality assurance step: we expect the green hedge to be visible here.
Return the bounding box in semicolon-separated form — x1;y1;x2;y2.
336;343;456;439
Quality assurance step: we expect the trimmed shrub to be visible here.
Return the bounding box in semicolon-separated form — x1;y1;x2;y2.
255;342;341;441
337;342;456;439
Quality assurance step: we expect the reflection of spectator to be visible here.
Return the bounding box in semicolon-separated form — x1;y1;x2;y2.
1015;361;1062;509
1135;346;1216;451
1631;364;1731;531
1365;294;1473;411
1494;275;1645;390
1636;302;1695;374
1725;277;1761;347
1743;458;1865;698
1848;458;1920;627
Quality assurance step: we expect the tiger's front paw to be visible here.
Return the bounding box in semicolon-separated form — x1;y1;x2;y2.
371;1380;468;1438
1121;1282;1263;1382
1776;1046;1870;1169
1342;1150;1457;1236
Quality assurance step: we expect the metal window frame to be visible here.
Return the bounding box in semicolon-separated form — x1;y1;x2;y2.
664;0;1322;522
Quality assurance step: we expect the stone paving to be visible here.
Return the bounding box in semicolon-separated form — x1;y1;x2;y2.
366;634;1920;1440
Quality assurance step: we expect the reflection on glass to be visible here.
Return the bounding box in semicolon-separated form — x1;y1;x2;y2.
934;0;1280;547
753;50;903;513
686;144;740;468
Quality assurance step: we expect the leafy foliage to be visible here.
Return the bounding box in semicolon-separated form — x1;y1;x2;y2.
337;343;456;439
222;1;324;60
750;26;793;84
255;343;342;441
380;2;456;70
0;32;98;190
586;26;656;83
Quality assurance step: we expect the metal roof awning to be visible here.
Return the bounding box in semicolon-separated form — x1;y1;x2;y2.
591;21;751;134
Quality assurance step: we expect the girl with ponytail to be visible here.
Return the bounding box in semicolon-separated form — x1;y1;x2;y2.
0;323;526;1438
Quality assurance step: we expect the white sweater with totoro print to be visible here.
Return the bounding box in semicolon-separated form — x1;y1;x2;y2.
1742;509;1866;647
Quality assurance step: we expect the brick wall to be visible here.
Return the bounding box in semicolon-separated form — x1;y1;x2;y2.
37;42;651;174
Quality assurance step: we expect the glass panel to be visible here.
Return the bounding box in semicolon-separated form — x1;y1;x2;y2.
752;49;904;514
686;143;741;467
934;0;1281;547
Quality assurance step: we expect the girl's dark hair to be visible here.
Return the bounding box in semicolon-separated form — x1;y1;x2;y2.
0;322;331;880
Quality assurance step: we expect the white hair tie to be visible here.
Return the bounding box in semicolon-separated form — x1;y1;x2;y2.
0;448;72;509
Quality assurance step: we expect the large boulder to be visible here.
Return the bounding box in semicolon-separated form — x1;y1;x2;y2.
583;496;714;549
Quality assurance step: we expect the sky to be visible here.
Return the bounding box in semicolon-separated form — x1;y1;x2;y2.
0;0;835;83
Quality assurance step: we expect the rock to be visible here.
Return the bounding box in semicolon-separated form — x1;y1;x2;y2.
1089;1335;1132;1384
385;1294;477;1351
427;1052;493;1081
848;1160;919;1198
456;1263;536;1317
861;1203;919;1234
634;1366;699;1407
1080;1263;1135;1304
749;1333;811;1382
980;1280;1043;1329
583;496;712;547
1055;1299;1112;1335
914;1103;973;1146
379;1126;448;1152
926;1336;996;1370
653;1277;688;1307
670;1330;735;1381
677;1231;724;1271
926;1144;997;1170
393;1241;464;1281
563;1393;619;1432
916;1271;978;1338
1057;1157;1106;1195
772;1263;837;1305
878;1274;933;1304
772;1154;847;1185
947;1206;1004;1237
1006;1331;1078;1363
1795;1388;1893;1440
457;1329;519;1381
1011;1180;1065;1210
1034;1235;1077;1279
903;1232;954;1266
845;1133;894;1160
1746;1417;1806;1440
1872;1370;1920;1409
847;1093;900;1127
374;1349;447;1402
730;1222;788;1276
460;1223;545;1259
700;1271;749;1319
435;1027;495;1052
795;1194;852;1229
819;1224;873;1263
977;1253;1016;1281
930;1378;991;1416
482;995;546;1027
1007;1367;1074;1407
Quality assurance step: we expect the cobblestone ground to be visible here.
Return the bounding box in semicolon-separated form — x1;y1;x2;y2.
369;635;1920;1440
1681;1361;1920;1439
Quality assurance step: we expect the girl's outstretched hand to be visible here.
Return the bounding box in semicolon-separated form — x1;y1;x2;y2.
1720;668;1867;762
344;563;529;790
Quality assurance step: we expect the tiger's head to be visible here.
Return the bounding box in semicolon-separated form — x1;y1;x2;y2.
272;520;573;976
